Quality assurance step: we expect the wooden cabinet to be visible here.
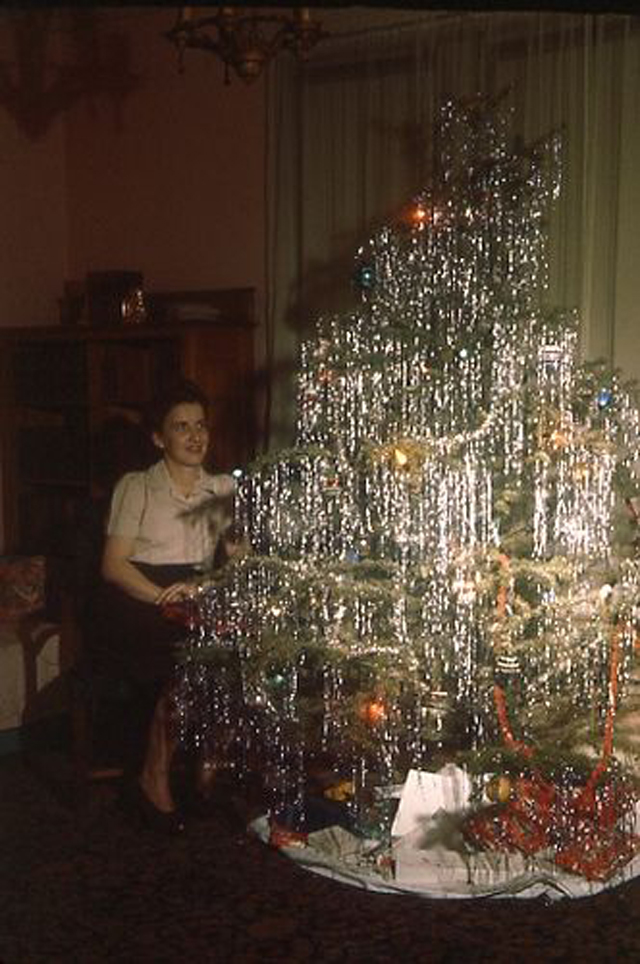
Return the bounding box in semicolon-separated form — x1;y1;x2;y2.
0;288;256;557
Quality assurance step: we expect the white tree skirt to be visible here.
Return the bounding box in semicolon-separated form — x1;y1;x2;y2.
250;765;640;901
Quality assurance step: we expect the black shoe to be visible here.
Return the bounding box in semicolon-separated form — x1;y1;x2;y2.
123;781;186;835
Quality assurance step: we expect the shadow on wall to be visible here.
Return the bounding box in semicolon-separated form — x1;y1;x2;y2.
279;105;444;341
0;9;139;140
285;173;435;342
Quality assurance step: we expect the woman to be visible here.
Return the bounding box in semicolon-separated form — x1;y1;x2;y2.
101;378;236;833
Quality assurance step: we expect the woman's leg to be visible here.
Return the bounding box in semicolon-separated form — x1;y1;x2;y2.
138;687;179;812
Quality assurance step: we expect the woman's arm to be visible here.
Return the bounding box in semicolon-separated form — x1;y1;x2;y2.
102;534;162;603
102;535;195;606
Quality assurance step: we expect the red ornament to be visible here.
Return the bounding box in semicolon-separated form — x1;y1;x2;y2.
323;476;340;491
360;698;387;725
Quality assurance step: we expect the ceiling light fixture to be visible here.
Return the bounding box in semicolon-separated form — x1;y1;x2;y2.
165;6;327;84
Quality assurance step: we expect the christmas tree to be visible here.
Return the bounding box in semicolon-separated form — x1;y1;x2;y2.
179;95;640;892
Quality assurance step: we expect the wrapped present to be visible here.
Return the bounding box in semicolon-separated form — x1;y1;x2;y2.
391;765;473;838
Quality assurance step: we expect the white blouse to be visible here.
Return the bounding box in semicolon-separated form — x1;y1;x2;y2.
106;460;236;568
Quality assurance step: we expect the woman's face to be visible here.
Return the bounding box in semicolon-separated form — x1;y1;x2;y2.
153;401;210;469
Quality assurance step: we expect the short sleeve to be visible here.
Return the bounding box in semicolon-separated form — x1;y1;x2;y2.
106;472;147;538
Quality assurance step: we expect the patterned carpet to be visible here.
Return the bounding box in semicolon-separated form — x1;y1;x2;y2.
2;750;640;964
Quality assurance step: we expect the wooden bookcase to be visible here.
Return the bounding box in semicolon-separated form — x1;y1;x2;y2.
0;288;257;557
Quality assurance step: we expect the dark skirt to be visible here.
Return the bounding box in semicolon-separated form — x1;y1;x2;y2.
89;562;199;689
83;563;199;774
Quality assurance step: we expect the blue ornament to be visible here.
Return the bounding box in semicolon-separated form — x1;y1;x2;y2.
344;548;360;564
597;387;614;409
355;263;376;291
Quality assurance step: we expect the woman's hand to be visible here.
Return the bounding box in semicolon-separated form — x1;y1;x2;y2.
155;581;196;606
103;535;200;610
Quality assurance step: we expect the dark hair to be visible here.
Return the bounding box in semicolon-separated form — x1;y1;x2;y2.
146;378;210;435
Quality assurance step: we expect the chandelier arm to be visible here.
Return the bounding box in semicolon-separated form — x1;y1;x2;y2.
164;6;327;83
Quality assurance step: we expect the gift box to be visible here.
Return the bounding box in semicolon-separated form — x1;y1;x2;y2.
391;765;473;838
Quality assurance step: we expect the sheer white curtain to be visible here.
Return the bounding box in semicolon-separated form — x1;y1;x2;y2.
265;11;640;447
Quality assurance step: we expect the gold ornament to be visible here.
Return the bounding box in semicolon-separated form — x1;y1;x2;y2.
549;427;570;450
393;446;409;468
572;460;591;481
324;779;355;802
369;438;429;485
486;775;513;804
536;408;573;453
